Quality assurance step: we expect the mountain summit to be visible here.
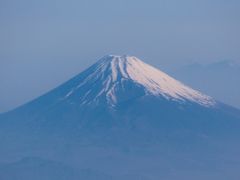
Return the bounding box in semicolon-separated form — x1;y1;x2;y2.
1;55;240;180
1;55;240;135
61;55;215;108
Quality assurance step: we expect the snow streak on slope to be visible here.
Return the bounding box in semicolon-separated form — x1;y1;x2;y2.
64;55;216;107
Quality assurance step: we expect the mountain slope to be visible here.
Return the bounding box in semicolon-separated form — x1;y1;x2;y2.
0;157;113;180
59;55;215;107
1;55;240;180
1;55;240;135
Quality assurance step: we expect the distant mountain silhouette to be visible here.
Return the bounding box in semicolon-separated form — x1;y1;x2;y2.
172;60;240;108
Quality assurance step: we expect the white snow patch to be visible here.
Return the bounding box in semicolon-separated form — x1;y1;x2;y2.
63;55;216;107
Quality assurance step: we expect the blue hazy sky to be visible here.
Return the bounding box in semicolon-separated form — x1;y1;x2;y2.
1;0;240;112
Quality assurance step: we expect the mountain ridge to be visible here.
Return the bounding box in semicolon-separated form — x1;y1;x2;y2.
1;55;240;180
96;55;215;106
1;55;239;136
47;55;216;108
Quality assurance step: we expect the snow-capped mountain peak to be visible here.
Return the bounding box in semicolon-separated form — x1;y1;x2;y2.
1;56;240;180
63;55;216;107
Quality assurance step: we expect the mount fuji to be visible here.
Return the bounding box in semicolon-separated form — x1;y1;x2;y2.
1;55;240;180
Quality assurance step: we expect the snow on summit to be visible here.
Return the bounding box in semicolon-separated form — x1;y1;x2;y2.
64;55;216;107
